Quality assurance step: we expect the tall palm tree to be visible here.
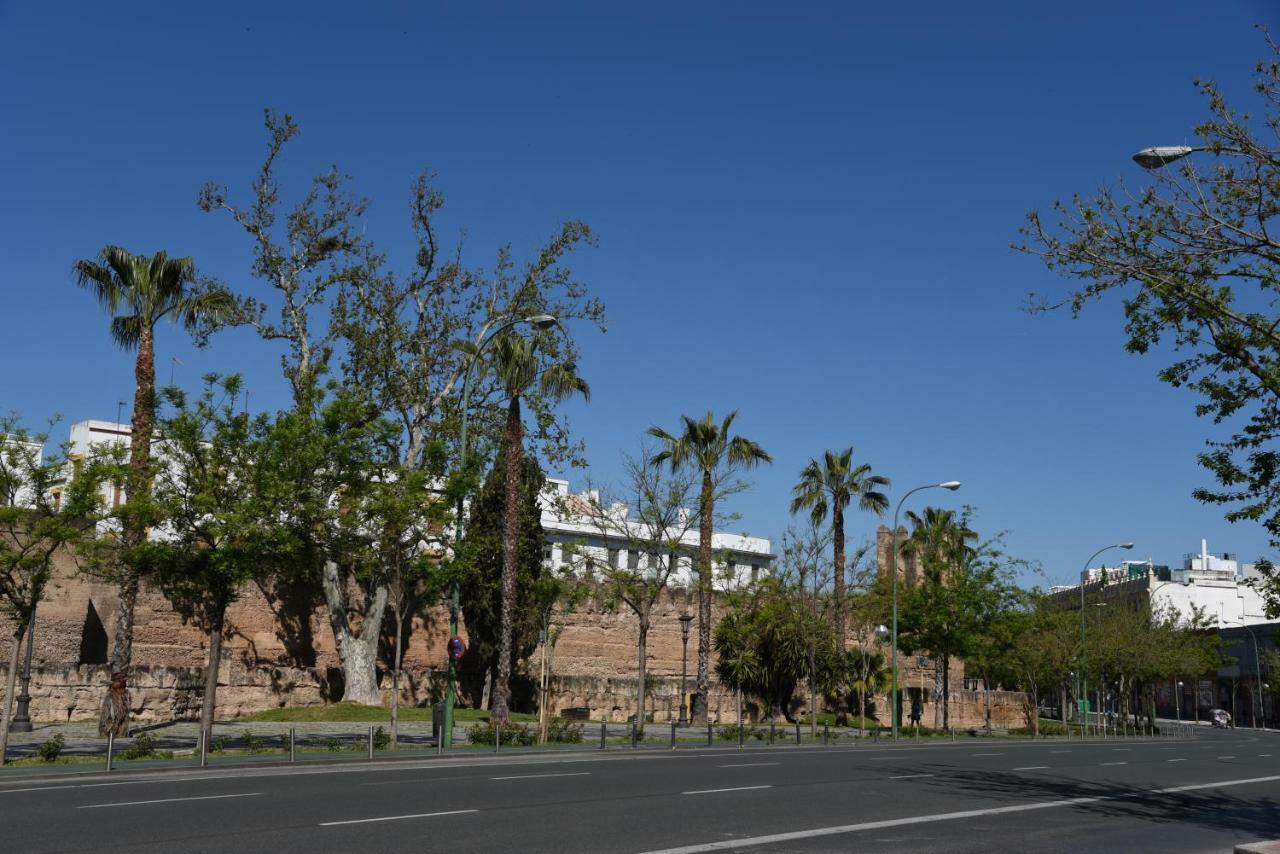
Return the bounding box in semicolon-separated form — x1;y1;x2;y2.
488;333;589;724
790;448;889;724
901;507;977;580
649;411;771;723
73;246;235;736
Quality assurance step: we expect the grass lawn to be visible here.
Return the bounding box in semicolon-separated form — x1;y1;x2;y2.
241;702;537;724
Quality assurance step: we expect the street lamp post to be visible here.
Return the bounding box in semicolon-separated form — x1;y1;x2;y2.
1176;680;1183;724
442;313;559;751
1077;543;1134;730
1219;620;1265;729
889;481;960;740
8;609;36;733
677;613;693;726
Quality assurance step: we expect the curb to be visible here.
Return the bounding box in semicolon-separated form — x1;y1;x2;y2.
1236;843;1280;853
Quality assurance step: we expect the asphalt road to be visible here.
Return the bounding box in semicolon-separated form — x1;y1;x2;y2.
0;728;1276;853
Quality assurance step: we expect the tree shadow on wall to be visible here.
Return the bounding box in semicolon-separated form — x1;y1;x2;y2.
254;577;321;668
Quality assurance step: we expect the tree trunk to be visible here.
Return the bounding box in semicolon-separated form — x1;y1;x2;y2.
691;471;714;724
636;614;648;734
481;667;493;712
834;507;844;727
492;396;523;725
391;604;403;750
320;560;389;705
984;679;992;734
941;657;951;731
934;667;943;729
0;624;28;765
100;327;157;737
199;612;224;755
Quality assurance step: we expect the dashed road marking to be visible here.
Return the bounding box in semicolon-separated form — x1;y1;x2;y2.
719;763;779;768
889;774;934;780
490;772;590;781
1014;766;1049;771
1100;762;1127;766
684;785;772;795
80;792;260;809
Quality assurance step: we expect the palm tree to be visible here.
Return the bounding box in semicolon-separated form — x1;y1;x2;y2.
649;411;771;723
789;448;889;725
901;507;977;578
73;246;235;736
488;333;589;724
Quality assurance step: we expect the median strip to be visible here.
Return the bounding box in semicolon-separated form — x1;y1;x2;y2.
79;792;261;809
321;809;478;827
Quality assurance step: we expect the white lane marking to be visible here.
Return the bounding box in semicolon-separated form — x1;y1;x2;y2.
1050;750;1071;754
490;772;590;781
1100;762;1127;766
636;775;1280;854
1167;759;1187;763
1014;766;1049;771
320;809;478;827
1161;747;1178;750
1111;748;1131;752
971;753;1002;756
0;780;151;796
889;774;934;780
1260;754;1273;758
79;792;261;809
718;763;778;768
683;785;772;795
1218;756;1236;760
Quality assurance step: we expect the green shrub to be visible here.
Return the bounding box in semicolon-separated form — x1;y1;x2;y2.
717;724;746;741
326;737;341;752
38;733;65;762
466;720;535;746
240;729;263;753
546;718;583;744
123;732;156;759
211;736;227;753
373;725;391;751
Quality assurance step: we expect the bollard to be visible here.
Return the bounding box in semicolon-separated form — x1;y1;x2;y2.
290;727;296;763
106;731;114;772
495;724;502;753
200;729;208;767
795;722;801;746
600;721;607;750
671;722;677;750
769;721;775;745
630;722;637;749
823;724;829;746
738;722;744;749
706;721;712;748
368;725;375;759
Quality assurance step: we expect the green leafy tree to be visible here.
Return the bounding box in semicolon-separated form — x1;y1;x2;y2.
458;449;557;716
714;575;838;723
140;378;283;751
73;245;235;735
987;601;1078;736
649;411;772;723
0;419;114;763
790;447;889;724
898;508;1003;730
1020;38;1280;562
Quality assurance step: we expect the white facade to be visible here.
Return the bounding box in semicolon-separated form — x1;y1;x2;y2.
538;478;773;589
1055;539;1271;628
68;420;131;511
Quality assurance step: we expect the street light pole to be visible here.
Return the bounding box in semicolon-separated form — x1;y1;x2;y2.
8;609;35;733
677;613;693;726
1076;543;1134;730
443;313;559;751
889;480;960;740
1219;620;1265;729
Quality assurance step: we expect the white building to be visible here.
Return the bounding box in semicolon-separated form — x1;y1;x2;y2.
1051;539;1270;628
538;478;774;588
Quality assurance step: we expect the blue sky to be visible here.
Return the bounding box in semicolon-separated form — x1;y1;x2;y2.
3;1;1277;585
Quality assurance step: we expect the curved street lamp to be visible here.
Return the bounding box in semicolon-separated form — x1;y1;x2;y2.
889;480;960;739
1077;542;1133;728
442;313;561;750
1132;144;1245;170
1219;619;1266;729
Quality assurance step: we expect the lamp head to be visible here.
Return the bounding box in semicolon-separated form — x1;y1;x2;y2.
939;481;961;491
1120;542;1135;550
1133;146;1194;169
525;314;558;330
875;624;890;641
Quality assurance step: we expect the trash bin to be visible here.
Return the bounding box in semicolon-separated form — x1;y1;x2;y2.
432;702;445;741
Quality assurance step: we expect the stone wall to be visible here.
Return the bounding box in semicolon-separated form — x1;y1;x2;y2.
0;551;1028;728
